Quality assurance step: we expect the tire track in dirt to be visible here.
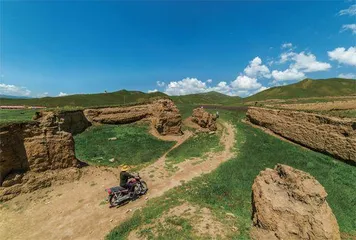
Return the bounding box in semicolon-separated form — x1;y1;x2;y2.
0;121;235;240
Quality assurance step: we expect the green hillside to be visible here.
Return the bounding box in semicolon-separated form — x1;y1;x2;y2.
0;90;242;108
0;90;168;108
246;78;356;101
171;91;242;105
1;78;354;108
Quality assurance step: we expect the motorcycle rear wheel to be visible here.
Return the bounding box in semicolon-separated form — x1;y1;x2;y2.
109;192;124;207
140;181;148;195
109;194;118;207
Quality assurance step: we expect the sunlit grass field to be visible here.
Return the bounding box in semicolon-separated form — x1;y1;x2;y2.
74;124;175;167
0;109;37;125
166;131;223;164
107;110;356;240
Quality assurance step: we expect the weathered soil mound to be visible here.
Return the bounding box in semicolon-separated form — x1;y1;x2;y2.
0;121;79;182
0;119;80;200
247;107;356;163
84;99;182;135
34;110;92;135
191;107;217;131
251;164;340;240
0;168;81;201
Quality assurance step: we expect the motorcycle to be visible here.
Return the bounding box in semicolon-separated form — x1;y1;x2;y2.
105;173;148;207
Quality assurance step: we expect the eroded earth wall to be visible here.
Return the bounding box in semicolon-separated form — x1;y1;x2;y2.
0;122;79;187
84;99;182;135
246;107;356;163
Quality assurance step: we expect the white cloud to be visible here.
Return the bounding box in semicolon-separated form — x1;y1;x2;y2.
156;81;165;87
267;60;274;66
279;52;295;64
281;43;293;49
0;83;31;96
164;77;207;96
231;75;262;89
338;4;356;16
342;24;356;34
328;47;356;66
37;92;49;98
148;89;158;93
252;86;270;95
243;57;271;78
216;81;227;88
272;68;305;82
338;73;356;79
207;81;232;95
207;79;213;83
162;76;266;97
278;50;331;73
234;90;250;97
58;92;68;97
291;52;331;72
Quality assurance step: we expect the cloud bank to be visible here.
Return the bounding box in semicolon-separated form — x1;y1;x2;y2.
0;83;31;96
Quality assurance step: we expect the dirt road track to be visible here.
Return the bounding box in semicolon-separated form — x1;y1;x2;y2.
0;121;235;240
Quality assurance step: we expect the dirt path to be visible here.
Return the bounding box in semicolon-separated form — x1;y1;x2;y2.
0;121;235;240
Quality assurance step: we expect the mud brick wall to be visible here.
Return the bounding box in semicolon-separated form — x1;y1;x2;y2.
247;107;356;163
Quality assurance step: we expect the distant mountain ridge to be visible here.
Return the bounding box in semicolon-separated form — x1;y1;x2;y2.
0;94;32;99
0;78;354;107
170;91;241;105
245;78;356;101
0;90;167;108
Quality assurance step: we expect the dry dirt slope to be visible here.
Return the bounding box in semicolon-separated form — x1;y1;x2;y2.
0;121;235;240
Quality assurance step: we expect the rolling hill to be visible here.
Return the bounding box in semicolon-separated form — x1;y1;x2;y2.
0;90;168;108
0;90;242;108
0;95;32;99
246;78;356;101
170;91;242;105
1;78;354;108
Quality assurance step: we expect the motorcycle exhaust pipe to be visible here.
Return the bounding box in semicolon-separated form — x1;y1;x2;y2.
116;194;131;204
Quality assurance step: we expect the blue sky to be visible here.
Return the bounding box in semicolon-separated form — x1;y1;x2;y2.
1;1;355;97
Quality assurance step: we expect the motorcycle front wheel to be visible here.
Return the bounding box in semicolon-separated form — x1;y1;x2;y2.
133;184;141;196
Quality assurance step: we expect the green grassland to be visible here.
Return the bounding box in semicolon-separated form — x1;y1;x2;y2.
74;124;175;167
107;110;356;240
0;109;37;125
245;78;356;102
0;90;167;108
166;131;223;164
175;104;196;119
171;91;242;105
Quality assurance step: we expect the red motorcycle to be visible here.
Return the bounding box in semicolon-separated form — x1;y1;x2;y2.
105;173;148;207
